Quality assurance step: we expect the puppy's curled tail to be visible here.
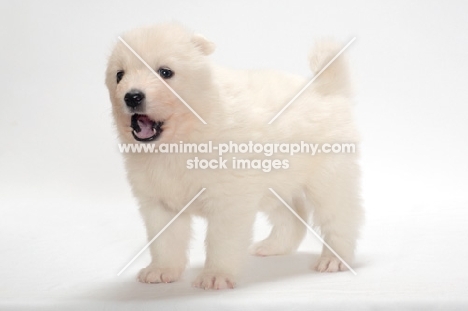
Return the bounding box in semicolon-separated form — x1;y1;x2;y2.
309;40;352;96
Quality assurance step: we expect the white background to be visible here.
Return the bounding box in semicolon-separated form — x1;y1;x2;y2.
1;1;468;310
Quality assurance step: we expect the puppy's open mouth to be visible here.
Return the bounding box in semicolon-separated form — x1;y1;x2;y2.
131;114;164;142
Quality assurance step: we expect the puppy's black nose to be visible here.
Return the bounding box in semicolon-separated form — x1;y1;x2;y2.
124;91;145;108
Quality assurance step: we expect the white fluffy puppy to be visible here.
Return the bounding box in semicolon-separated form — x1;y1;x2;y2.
106;23;363;290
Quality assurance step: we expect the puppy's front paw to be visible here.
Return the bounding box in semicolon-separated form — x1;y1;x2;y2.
192;271;236;290
313;257;348;272
137;265;183;284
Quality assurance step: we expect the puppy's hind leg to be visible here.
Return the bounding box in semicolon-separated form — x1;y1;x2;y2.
305;157;363;273
251;195;307;256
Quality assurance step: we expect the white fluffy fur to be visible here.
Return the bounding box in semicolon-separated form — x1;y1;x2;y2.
105;23;363;290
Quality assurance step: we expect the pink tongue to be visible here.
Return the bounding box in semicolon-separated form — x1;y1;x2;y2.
135;117;155;139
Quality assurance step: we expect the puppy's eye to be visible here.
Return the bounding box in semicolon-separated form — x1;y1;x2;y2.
116;70;124;83
158;67;173;79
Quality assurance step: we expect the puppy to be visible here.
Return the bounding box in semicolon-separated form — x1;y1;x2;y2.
105;23;363;290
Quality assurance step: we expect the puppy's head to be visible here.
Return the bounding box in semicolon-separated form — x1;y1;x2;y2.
105;23;216;143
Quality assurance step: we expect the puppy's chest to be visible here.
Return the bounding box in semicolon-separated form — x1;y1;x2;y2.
128;154;197;201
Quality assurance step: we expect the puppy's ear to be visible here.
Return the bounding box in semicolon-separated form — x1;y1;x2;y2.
192;34;216;55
